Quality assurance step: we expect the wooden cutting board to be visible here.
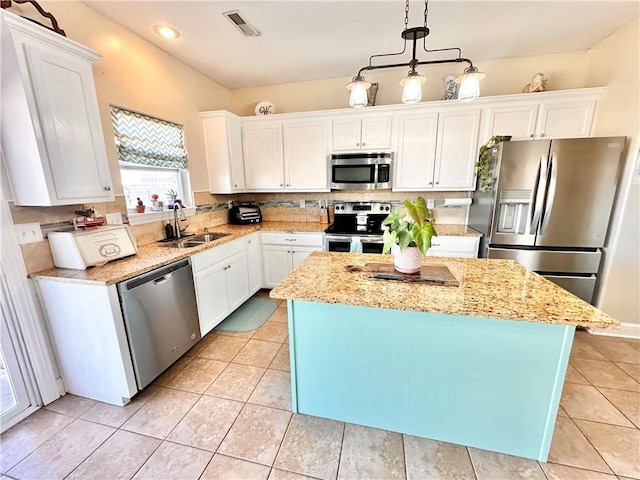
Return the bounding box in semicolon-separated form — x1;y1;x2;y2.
344;263;459;286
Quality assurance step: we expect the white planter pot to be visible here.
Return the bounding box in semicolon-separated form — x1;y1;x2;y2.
391;244;423;274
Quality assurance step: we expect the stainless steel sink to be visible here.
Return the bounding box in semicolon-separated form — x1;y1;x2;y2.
157;232;230;248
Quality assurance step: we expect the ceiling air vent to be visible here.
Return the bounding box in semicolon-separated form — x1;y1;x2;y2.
223;10;261;37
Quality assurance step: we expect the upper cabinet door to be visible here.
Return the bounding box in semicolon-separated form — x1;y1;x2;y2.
283;121;329;191
434;108;481;190
394;113;438;191
481;104;539;141
228;121;246;191
332;118;362;150
1;10;113;206
202;113;245;193
360;116;392;150
536;101;596;139
243;123;284;190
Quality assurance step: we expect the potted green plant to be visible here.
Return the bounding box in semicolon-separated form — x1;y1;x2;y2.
382;197;436;274
476;135;511;192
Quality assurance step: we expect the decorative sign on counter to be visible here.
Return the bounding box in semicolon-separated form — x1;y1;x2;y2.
345;263;459;286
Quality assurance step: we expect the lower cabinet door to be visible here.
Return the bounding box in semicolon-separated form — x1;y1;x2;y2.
194;262;230;336
245;233;263;294
226;252;251;311
291;247;322;269
262;245;292;288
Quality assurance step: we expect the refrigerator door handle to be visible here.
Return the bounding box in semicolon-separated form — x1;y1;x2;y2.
540;152;558;234
529;155;548;234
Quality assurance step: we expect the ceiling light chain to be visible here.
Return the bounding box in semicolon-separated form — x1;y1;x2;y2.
346;0;485;107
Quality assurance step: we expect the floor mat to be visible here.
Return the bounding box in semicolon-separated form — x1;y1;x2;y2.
214;297;278;333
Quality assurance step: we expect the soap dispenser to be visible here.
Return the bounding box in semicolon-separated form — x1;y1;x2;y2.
165;221;175;239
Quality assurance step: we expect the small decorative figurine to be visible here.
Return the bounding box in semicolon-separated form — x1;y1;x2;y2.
136;197;145;213
522;73;548;93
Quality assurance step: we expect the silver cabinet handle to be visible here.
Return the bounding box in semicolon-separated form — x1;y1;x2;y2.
435;181;439;185
529;134;534;138
104;186;111;191
540;133;545;137
234;184;238;187
362;143;365;146
223;266;228;271
248;240;252;244
356;143;360;146
280;184;283;187
285;238;297;241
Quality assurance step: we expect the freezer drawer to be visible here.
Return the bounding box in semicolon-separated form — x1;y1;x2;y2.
488;247;601;274
542;274;596;303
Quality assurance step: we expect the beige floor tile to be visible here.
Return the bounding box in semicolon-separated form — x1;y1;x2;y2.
564;364;590;385
547;417;612;473
253;322;289;343
0;409;74;473
616;362;640;382
185;332;217;357
560;383;634;427
205;363;266;402
570;358;640;392
79;385;161;428
200;335;249;361
584;336;640;364
215;329;257;339
274;414;343;480
248;369;292;411
574;419;640;479
132;441;212;480
270;344;291;372
597;387;640;428
557;405;568;417
201;454;270;480
338;424;405;480
168;395;243;451
269;469;316;480
268;310;289;324
122;387;200;439
541;462;617;479
218;403;292;466
43;394;96;417
622;337;640;351
404;435;475;480
153;355;194;386
167;357;228;393
468;448;546;479
67;430;160;480
570;337;607;361
234;339;282;368
7;419;114;480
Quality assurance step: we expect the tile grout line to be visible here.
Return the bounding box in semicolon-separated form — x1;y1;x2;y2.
334;421;347;480
563;415;617;476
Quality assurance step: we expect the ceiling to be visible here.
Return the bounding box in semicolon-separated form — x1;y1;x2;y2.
85;1;639;90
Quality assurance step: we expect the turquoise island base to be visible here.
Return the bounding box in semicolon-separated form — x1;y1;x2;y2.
270;252;619;462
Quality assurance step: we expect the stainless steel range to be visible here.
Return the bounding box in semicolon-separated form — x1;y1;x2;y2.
325;202;392;253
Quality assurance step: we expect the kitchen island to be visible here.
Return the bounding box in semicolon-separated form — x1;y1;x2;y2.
270;252;618;461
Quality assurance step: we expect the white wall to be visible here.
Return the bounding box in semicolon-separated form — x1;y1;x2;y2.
585;17;640;328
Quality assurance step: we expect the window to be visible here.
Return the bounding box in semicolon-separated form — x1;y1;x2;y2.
111;106;191;210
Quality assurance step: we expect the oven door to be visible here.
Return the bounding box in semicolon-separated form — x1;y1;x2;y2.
325;235;385;254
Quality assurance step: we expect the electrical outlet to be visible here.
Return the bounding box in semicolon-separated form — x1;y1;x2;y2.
105;213;123;225
14;223;43;244
228;201;234;209
300;199;305;208
427;198;435;209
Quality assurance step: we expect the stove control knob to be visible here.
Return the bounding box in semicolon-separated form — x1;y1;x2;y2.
379;206;383;211
385;206;390;211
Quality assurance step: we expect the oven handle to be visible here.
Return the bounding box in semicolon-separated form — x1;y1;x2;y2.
326;235;385;244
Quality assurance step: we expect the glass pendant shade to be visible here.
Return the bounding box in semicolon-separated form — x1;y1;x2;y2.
400;72;426;104
346;76;371;108
456;67;485;102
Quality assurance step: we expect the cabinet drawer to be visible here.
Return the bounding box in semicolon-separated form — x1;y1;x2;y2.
191;237;245;273
428;236;479;258
261;232;324;247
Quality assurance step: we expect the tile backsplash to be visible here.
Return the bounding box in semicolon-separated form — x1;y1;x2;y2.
10;190;469;274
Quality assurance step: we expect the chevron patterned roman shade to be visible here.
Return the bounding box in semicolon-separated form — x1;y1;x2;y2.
111;106;188;169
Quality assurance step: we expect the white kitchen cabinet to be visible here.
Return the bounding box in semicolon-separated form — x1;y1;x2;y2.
261;232;324;288
243;122;284;190
433;108;482;190
201;111;245;193
394;108;480;191
427;236;480;258
0;10;113;206
245;232;263;294
481;98;596;142
283;120;330;191
332;115;392;151
192;238;250;335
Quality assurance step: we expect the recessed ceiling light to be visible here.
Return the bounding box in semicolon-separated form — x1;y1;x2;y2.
153;24;180;39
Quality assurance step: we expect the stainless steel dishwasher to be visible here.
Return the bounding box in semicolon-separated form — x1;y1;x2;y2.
118;258;201;389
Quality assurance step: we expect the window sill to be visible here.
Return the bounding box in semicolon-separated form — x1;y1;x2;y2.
127;206;197;226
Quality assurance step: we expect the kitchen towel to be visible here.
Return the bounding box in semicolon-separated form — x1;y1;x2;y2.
443;198;472;207
214;297;277;333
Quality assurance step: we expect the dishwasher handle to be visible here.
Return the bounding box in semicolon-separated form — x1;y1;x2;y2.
118;259;191;292
153;273;173;285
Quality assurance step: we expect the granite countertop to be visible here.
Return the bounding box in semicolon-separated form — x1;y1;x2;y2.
432;224;482;237
270;251;618;329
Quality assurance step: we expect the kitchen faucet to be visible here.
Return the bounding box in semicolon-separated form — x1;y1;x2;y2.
173;201;187;238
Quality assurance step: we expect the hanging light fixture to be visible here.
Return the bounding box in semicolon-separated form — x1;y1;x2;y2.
346;0;485;107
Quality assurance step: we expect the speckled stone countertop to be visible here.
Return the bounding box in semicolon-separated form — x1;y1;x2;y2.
270;251;618;329
432;224;482;237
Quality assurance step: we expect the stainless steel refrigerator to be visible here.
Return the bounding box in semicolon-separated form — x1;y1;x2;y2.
469;137;625;304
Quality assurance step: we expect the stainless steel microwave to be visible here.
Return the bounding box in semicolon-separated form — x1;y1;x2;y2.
330;152;393;190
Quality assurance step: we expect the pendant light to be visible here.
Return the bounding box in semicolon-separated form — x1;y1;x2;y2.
346;0;485;106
